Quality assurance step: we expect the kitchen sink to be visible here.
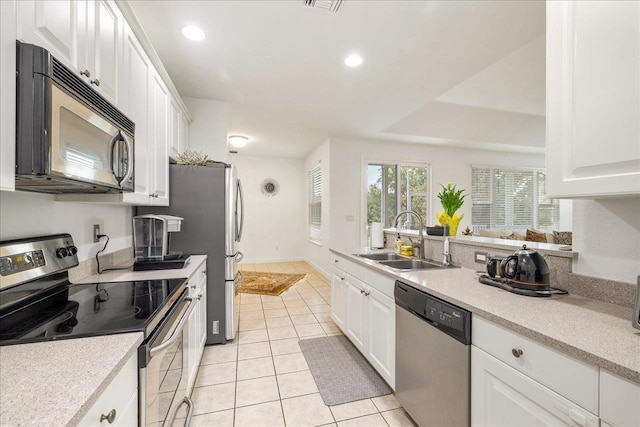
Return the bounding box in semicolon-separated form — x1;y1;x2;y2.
378;259;459;270
357;253;405;261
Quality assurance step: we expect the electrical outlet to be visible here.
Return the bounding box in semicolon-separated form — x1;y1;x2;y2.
474;251;488;264
93;224;101;242
211;320;219;334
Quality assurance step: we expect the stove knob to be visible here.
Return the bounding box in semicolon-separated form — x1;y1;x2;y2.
55;247;68;258
66;245;78;256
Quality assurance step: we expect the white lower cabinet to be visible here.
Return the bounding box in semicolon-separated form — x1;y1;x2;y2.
330;268;347;330
471;346;599;427
78;352;138;426
342;271;395;389
186;260;207;394
600;370;640;427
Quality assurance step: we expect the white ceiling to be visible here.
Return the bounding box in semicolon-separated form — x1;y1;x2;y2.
129;0;546;158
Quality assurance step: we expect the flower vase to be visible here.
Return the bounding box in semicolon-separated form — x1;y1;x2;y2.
435;212;464;236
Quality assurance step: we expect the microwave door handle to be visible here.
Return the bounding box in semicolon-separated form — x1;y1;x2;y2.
108;132;118;181
168;397;194;427
118;133;134;187
236;179;244;241
149;296;195;357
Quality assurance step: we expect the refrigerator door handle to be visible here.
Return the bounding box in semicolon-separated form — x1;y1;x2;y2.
236;179;244;242
235;251;244;263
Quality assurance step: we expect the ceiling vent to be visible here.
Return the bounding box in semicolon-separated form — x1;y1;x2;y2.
302;0;344;14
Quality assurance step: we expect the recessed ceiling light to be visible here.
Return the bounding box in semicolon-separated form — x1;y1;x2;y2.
228;135;248;148
182;26;205;41
344;54;363;67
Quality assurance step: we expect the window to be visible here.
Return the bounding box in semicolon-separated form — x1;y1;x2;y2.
308;165;322;244
471;166;559;232
367;163;430;230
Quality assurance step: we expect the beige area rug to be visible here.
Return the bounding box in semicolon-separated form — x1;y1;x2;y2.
237;271;307;296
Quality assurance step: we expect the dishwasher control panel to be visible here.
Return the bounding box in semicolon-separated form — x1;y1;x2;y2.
424;298;465;331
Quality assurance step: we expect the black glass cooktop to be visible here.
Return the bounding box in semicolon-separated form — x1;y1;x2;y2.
0;278;187;345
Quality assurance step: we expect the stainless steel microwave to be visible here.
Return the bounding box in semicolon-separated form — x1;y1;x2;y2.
15;41;135;194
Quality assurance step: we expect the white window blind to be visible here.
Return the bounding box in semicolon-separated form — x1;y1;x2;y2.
308;165;322;243
471;166;558;232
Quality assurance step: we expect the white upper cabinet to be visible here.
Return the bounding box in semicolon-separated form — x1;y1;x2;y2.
82;0;123;104
149;71;170;206
121;23;152;205
18;0;123;105
1;0;17;192
546;1;640;197
18;0;81;70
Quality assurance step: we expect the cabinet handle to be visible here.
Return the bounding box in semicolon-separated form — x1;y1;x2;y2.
512;348;523;358
100;409;116;424
364;290;370;296
202;270;206;274
334;260;339;263
197;293;203;300
150;193;159;198
80;69;91;78
340;277;345;281
360;289;364;294
90;79;101;86
191;284;196;289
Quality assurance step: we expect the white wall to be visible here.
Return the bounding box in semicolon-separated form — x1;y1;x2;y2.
329;137;546;252
231;155;306;264
304;140;331;276
183;97;228;162
0;191;132;262
572;198;640;284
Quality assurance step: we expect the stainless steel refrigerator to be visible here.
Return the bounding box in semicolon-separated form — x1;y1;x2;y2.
137;162;243;344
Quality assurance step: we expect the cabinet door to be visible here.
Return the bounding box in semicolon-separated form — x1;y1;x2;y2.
366;287;395;389
150;71;170;206
121;24;152;204
546;1;640;197
1;0;17;191
180;112;189;153
186;283;199;393
330;271;347;331
345;276;367;353
198;274;207;352
169;99;182;160
84;0;122;103
18;0;82;71
471;346;599;427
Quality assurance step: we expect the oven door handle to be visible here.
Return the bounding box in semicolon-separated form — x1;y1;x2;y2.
149;296;195;357
168;396;194;427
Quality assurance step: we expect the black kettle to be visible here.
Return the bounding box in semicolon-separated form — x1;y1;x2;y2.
500;245;550;289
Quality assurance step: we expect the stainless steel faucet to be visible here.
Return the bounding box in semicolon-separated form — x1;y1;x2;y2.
393;210;425;259
443;237;452;266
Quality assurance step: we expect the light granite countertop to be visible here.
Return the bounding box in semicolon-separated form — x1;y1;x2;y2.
332;248;640;384
0;333;143;426
73;255;207;284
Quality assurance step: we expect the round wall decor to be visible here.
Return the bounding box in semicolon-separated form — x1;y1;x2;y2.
261;178;280;197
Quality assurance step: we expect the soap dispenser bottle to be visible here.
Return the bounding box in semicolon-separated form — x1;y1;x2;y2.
394;234;403;254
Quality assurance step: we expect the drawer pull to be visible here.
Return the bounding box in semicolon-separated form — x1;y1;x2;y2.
334;260;339;263
90;79;101;86
360;289;365;294
80;69;91;77
512;348;524;358
340;277;345;281
100;409;116;424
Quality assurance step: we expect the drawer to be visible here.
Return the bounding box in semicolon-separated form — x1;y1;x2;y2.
78;352;138;426
331;254;348;272
347;261;370;283
472;316;599;413
332;266;346;280
600;370;640;427
367;269;394;299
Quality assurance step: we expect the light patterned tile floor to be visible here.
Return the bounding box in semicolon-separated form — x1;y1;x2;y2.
189;261;416;427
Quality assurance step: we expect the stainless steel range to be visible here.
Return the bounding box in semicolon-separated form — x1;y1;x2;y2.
0;234;194;426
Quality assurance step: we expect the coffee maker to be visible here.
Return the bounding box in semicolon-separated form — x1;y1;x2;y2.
132;214;190;270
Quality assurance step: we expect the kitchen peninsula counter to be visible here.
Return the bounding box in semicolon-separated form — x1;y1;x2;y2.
0;332;142;426
331;248;640;384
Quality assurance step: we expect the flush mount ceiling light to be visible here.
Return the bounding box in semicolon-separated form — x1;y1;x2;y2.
344;54;363;67
182;26;205;41
228;135;248;148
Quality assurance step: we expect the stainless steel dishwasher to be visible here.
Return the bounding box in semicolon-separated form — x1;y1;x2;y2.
394;281;471;427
